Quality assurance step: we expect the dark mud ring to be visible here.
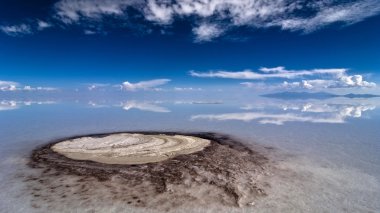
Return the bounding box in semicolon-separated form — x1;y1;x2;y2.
25;132;273;211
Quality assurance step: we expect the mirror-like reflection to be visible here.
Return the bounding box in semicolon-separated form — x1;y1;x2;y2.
86;99;224;112
121;101;170;113
0;91;380;213
192;102;376;125
87;100;171;112
2;94;379;125
0;100;56;111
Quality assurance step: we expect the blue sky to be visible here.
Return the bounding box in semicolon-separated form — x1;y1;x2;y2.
0;0;380;92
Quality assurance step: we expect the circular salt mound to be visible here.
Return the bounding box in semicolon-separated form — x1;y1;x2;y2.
51;133;211;164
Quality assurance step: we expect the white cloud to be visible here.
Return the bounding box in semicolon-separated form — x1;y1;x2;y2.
174;87;202;91
191;66;376;90
122;101;170;112
37;20;52;30
23;86;58;91
259;66;287;73
121;79;171;91
2;0;378;41
282;74;376;89
0;80;58;91
141;0;294;26
282;79;332;89
54;0;138;23
145;0;174;24
174;100;222;104
274;0;380;32
338;75;376;88
0;20;52;36
192;23;224;42
87;83;110;91
0;80;19;91
190;67;346;80
84;29;97;35
0;24;32;36
53;0;380;41
240;82;280;90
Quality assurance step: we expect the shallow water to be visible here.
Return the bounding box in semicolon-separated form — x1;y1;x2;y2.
1;93;380;212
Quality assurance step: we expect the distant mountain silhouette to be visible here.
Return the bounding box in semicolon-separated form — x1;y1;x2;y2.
342;93;380;98
261;92;380;100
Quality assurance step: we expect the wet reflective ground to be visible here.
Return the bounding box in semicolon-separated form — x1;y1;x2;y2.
1;92;380;212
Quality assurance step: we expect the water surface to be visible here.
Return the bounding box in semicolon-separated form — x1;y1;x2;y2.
1;93;379;212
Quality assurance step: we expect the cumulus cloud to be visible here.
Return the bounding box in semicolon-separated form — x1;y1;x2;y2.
144;0;174;24
192;66;376;89
193;23;224;42
190;67;346;80
121;79;171;91
2;0;380;41
0;80;19;91
282;80;318;89
338;75;376;88
282;74;376;89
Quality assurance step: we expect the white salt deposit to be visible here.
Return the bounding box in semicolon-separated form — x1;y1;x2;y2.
51;133;210;164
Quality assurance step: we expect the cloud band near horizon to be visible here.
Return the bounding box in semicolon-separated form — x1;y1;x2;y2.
190;66;376;89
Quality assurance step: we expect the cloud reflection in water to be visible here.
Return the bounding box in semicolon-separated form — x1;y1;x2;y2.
0;100;56;111
192;102;376;125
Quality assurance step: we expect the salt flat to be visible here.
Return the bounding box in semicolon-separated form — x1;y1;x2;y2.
52;133;210;164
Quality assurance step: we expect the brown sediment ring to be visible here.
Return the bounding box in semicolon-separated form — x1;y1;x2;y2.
26;132;273;210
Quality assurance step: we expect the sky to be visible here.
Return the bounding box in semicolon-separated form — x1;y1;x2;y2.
0;0;380;93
